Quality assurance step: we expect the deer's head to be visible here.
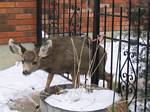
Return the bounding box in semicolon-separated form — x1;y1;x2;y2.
8;39;52;75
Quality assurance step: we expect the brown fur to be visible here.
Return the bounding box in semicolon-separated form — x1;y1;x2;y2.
9;37;111;91
41;37;110;90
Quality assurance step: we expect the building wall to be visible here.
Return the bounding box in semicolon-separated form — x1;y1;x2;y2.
0;0;36;44
0;0;145;44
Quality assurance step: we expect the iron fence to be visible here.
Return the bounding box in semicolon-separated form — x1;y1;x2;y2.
37;0;150;111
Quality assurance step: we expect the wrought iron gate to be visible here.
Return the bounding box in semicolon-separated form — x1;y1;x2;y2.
37;0;150;111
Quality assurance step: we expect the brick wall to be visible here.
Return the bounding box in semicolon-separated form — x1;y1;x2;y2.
0;0;36;44
0;0;144;44
100;0;128;32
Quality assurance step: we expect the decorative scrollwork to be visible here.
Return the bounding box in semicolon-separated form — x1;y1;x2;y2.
70;6;81;36
120;76;136;104
129;74;135;83
123;51;128;56
123;51;135;59
130;52;135;58
121;72;135;84
122;73;127;81
120;50;137;104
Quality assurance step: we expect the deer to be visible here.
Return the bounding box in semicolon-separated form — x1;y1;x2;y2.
8;37;111;94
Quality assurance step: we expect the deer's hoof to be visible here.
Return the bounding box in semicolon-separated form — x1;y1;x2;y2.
40;90;50;100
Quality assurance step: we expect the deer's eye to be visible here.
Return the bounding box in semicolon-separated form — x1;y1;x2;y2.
32;61;37;65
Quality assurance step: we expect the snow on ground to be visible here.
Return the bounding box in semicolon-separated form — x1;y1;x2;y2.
45;88;121;111
0;62;110;112
0;62;70;112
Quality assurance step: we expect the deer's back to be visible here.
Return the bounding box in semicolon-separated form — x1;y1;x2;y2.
39;37;106;75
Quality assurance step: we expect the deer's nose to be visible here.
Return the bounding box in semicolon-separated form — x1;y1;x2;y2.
23;70;30;75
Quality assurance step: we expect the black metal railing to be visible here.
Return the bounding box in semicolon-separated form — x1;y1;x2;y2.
37;0;150;111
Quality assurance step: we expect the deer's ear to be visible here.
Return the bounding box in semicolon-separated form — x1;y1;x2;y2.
38;40;52;57
8;39;26;56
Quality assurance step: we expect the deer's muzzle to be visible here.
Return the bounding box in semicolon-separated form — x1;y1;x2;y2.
23;70;31;75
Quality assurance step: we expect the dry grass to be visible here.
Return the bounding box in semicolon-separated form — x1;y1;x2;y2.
70;37;106;88
107;100;128;112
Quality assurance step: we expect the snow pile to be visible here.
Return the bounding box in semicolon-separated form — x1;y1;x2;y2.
0;62;70;112
45;88;121;111
0;105;18;112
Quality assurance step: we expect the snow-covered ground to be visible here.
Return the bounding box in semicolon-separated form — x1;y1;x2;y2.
0;62;70;112
45;88;121;111
0;60;118;112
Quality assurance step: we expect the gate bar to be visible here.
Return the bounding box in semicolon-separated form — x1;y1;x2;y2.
91;0;100;85
36;0;42;46
144;3;150;112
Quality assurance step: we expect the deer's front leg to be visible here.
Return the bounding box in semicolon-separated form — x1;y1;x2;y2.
45;73;54;92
